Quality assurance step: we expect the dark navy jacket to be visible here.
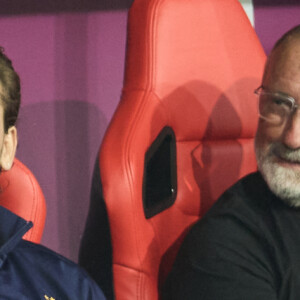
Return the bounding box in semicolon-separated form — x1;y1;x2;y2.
0;205;106;299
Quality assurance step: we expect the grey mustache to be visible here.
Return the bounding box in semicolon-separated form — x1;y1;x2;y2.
272;144;300;163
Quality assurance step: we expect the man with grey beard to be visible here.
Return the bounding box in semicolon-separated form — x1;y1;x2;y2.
162;25;300;300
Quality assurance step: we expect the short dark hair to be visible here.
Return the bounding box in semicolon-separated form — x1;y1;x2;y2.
0;47;20;133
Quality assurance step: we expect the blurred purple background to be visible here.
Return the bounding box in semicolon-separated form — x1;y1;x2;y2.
0;0;298;262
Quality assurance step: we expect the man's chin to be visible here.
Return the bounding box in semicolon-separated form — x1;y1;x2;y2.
259;161;300;207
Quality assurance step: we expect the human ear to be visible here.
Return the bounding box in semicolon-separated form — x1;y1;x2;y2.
0;126;17;171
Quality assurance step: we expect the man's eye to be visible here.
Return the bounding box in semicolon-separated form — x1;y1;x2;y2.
272;97;290;108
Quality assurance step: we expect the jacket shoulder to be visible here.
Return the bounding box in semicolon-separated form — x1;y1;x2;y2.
10;240;106;299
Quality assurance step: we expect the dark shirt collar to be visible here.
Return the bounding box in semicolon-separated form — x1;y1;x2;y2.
0;206;32;261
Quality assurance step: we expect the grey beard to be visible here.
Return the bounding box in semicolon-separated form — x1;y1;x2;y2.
256;143;300;207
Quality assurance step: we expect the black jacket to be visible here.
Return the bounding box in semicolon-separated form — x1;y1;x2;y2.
163;172;300;299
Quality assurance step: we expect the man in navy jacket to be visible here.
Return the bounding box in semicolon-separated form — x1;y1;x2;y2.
0;48;106;299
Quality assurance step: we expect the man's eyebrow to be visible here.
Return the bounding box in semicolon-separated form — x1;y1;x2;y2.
276;91;297;101
264;86;295;99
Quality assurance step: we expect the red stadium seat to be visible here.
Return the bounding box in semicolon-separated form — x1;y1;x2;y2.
80;0;266;298
0;158;46;243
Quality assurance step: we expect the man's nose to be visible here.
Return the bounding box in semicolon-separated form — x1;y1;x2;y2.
282;110;300;149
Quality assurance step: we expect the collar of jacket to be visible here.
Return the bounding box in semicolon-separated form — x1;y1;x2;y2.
0;206;32;267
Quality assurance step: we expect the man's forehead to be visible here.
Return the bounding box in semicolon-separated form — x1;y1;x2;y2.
264;40;300;86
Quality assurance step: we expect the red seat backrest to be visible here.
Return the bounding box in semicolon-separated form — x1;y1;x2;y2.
0;158;46;243
98;0;266;298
